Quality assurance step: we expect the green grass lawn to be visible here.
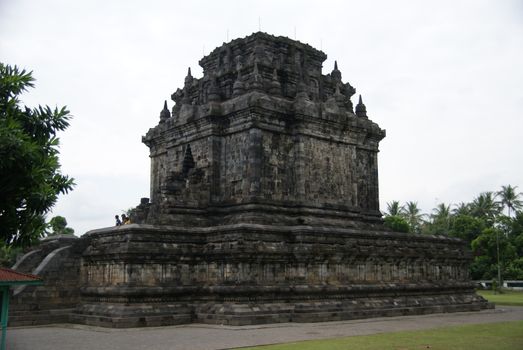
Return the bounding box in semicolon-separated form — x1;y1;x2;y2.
238;321;523;350
478;289;523;306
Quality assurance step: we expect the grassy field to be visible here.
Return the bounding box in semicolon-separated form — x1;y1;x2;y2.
478;289;523;306
238;321;523;350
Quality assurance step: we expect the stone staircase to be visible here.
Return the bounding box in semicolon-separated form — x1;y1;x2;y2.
8;235;85;326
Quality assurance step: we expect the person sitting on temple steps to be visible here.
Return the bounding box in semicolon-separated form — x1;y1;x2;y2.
115;215;122;226
121;214;131;225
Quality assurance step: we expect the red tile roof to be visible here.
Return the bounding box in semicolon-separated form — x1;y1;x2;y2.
0;267;41;282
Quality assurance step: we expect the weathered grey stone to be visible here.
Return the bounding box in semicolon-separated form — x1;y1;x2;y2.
10;32;491;328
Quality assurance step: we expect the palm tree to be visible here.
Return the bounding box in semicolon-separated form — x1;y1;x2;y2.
401;201;425;234
452;202;470;216
432;202;451;225
427;203;452;235
470;192;500;223
432;203;451;219
384;201;403;217
497;185;523;217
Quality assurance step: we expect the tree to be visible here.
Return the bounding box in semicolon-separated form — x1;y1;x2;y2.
449;214;485;243
383;215;410;233
384;201;403;217
401;201;425;234
497;185;523;218
426;202;452;235
422;203;452;236
470;192;500;226
47;216;74;235
472;227;517;282
433;203;451;219
509;212;523;258
0;63;74;246
0;244;22;267
452;202;470;216
387;187;523;280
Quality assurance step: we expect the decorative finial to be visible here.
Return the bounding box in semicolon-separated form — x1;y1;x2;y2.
184;67;193;85
355;94;367;118
159;100;170;123
331;60;342;81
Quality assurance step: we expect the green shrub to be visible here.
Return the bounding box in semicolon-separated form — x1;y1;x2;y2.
384;215;410;233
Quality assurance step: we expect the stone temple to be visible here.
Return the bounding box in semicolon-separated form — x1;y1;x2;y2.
10;32;490;327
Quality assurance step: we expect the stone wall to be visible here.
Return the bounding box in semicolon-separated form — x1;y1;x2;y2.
80;225;472;290
64;224;490;327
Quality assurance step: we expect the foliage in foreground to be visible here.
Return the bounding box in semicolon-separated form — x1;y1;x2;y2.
240;321;523;350
0;63;74;247
0;244;22;267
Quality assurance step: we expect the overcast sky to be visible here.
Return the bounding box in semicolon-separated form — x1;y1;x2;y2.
1;0;522;235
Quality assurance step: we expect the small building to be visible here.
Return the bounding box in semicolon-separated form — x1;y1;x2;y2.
0;267;42;350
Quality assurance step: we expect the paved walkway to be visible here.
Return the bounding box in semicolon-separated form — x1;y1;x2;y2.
8;306;523;350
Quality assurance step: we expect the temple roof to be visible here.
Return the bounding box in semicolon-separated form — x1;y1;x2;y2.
0;267;42;286
144;32;385;145
168;32;358;113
